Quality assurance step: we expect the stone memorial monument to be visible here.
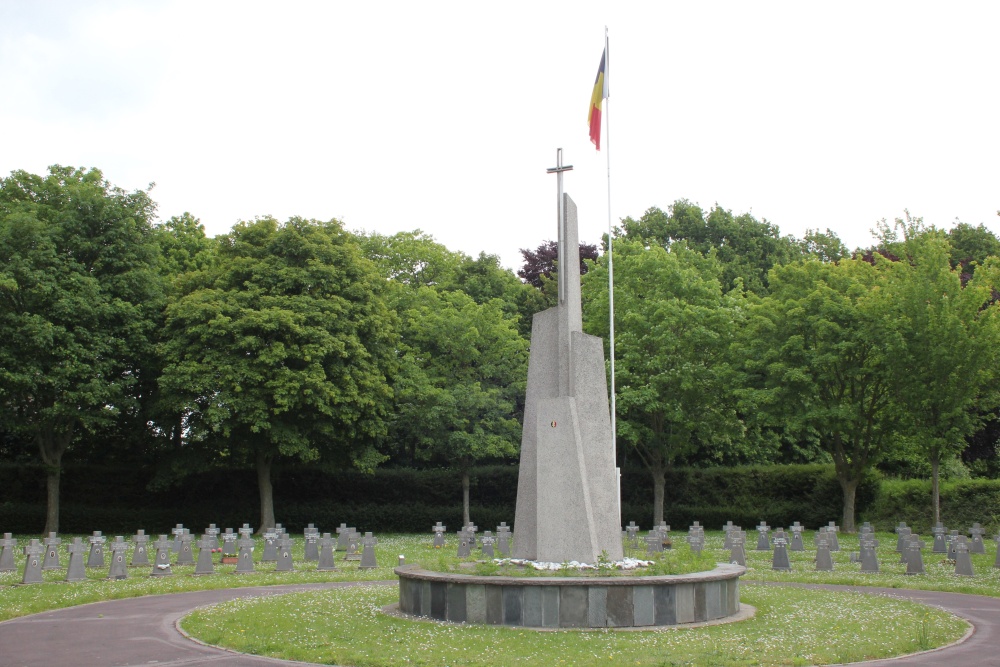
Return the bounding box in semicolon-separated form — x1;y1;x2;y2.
235;534;255;574
729;530;746;566
969;523;986;554
815;530;834;571
906;535;925;575
954;537;974;576
932;523;948;553
512;149;622;564
771;529;791;571
304;524;320;561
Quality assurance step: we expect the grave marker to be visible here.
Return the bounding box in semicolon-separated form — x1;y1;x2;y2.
42;532;62;570
859;533;879;573
336;523;352;550
954;537;974;577
644;531;663;556
317;533;337;571
108;536;129;580
626;521;640;549
895;522;910;552
431;522;447;549
969;523;986;555
0;533;15;572
65;537;87;582
221;528;238;556
756;521;771;551
771;529;791;571
466;522;479;548
906;535;925;575
151;535;173;577
235;534;255;573
947;529;960;558
729;530;746;567
789;522;804;552
194;536;214;575
171;524;186;553
176;531;195;565
826;522;840;552
496;523;512;557
359;532;378;569
481;531;496;559
815;531;834;571
22;539;44;584
456;530;472;559
687;522;705;555
205;524;221;550
87;531;106;568
276;534;294;572
261;527;278;562
131;530;150;566
344;531;362;561
931;523;948;553
304;524;320;562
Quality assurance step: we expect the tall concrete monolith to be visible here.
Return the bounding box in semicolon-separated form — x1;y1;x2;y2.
512;150;622;564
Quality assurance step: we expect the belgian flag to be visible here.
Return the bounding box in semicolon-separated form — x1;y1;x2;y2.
588;45;608;150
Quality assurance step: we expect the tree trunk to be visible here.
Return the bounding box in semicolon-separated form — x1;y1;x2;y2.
256;450;275;534
838;476;859;533
44;462;61;536
931;455;941;526
462;470;471;527
651;463;666;527
37;423;73;535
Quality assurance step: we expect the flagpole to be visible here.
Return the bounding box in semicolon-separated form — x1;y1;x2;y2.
603;27;620;522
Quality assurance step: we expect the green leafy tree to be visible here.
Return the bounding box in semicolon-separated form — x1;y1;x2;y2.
0;166;162;533
736;258;899;531
583;240;744;525
879;224;1000;523
947;221;1000;277
391;287;528;525
159;217;397;531
619;201;801;294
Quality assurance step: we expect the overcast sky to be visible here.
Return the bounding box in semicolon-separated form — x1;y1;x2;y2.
2;1;997;270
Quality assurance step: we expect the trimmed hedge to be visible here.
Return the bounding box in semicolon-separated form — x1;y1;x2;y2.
864;478;1000;534
0;461;884;534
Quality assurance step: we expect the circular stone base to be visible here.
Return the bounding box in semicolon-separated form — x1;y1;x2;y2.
395;563;745;629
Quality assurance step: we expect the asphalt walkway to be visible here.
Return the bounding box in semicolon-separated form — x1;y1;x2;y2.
1;580;998;666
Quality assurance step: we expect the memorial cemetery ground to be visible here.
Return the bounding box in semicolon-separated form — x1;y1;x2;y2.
0;526;987;665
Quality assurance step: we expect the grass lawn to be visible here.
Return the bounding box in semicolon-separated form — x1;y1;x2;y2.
0;529;990;665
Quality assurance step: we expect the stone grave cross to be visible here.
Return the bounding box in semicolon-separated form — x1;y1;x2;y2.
931;523;948;553
336;523;351;549
756;522;771;551
65;537;87;582
771;529;791;571
108;536;129;580
0;533;16;572
969;523;986;554
42;532;62;570
87;531;107;568
205;524;221;550
304;524;320;561
131;529;150;566
789;522;805;552
276;533;294;572
625;521;640;548
195;535;214;575
151;535;173;577
825;522;840;551
906;534;926;575
954;536;974;577
359;532;378;569
171;524;186;552
317;533;337;571
22;539;44;584
432;522;447;548
729;530;746;567
481;531;496;558
496;522;512;557
221;528;238;556
456;529;472;558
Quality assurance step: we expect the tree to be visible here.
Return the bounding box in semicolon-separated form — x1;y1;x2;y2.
879;225;1000;523
0;166;162;533
947;221;1000;279
582;239;744;525
390;287;528;525
159;217;397;531
517;240;599;288
736;258;899;531
619;201;801;294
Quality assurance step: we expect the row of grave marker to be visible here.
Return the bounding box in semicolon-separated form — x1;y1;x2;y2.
433;521;514;558
0;521;383;585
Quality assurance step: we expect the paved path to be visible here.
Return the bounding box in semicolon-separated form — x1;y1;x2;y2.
1;580;999;666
